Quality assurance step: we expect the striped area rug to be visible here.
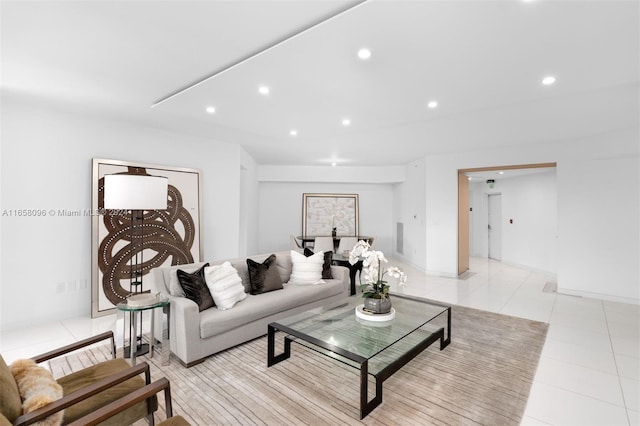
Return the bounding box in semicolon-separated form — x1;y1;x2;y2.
49;305;547;425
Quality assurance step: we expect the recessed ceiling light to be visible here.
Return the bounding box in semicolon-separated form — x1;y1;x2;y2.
427;100;438;109
289;129;298;136
258;85;270;95
332;161;337;167
205;106;216;114
357;48;372;60
542;76;556;86
498;171;504;175
342;118;351;126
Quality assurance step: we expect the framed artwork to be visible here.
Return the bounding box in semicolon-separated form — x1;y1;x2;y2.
302;193;359;236
91;158;202;317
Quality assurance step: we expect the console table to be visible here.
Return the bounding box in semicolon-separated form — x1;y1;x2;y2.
296;235;374;251
332;252;362;295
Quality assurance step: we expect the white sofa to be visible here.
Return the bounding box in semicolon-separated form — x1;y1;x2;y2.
150;250;350;367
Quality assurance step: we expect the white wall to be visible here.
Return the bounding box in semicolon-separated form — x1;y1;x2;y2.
556;130;639;303
392;158;427;270
240;149;259;256
256;181;394;255
424;127;639;303
469;170;558;274
0;96;245;331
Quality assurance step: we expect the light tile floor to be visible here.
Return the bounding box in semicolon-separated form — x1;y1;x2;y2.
1;257;638;425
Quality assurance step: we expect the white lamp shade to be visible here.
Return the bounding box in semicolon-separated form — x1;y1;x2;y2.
104;174;168;210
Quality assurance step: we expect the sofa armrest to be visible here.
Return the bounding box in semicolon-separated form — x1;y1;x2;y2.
167;295;202;365
329;265;350;295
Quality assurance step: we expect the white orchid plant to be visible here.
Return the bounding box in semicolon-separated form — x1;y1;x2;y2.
348;240;407;299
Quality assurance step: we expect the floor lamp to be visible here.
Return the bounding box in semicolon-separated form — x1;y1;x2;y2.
104;173;168;356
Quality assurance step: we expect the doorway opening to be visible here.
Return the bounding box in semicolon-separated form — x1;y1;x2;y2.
457;162;556;276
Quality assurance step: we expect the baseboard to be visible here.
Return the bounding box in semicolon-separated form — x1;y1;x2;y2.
557;288;640;306
499;259;557;279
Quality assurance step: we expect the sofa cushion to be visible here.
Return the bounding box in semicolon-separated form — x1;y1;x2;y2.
199;279;345;339
177;264;215;312
204;262;247;310
247;254;283;295
10;358;64;426
0;355;22;422
288;250;324;285
304;247;333;279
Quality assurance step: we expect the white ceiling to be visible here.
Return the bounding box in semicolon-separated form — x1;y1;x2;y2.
2;0;638;166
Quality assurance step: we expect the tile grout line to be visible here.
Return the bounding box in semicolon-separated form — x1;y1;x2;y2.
602;299;632;426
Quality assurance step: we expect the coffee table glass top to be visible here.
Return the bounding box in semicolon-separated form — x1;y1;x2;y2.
273;294;449;362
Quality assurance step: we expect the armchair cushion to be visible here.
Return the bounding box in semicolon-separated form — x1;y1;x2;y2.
0;355;22;422
57;358;150;425
9;359;63;426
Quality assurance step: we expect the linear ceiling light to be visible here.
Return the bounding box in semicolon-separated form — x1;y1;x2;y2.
152;0;370;107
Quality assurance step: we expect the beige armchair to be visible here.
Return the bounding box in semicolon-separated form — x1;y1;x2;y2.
67;377;190;426
1;331;158;425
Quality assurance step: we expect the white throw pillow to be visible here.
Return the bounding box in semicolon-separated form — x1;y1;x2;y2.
204;261;247;310
287;250;325;285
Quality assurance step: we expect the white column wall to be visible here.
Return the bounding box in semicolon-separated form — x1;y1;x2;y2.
556;132;639;302
392;158;427;270
1;97;244;331
240;149;259;257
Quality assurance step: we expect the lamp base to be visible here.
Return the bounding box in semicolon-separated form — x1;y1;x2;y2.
124;343;149;358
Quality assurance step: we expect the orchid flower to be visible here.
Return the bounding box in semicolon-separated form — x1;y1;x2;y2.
349;240;407;298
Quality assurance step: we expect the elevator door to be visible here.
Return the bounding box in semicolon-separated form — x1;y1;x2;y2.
488;194;502;260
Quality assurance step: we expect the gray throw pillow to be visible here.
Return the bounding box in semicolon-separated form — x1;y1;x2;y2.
247;254;283;295
176;263;214;311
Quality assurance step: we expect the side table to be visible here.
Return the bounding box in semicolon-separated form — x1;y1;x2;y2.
332;253;363;296
116;299;171;366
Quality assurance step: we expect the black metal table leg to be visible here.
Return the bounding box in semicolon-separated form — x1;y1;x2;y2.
359;360;383;419
267;325;291;367
441;306;451;350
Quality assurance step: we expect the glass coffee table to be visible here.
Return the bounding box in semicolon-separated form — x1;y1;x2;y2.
268;294;451;419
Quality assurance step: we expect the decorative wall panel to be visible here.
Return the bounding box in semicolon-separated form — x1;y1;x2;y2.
92;158;202;317
302;193;359;236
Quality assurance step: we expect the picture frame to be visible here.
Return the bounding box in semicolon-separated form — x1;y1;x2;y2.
91;158;202;317
302;193;359;237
